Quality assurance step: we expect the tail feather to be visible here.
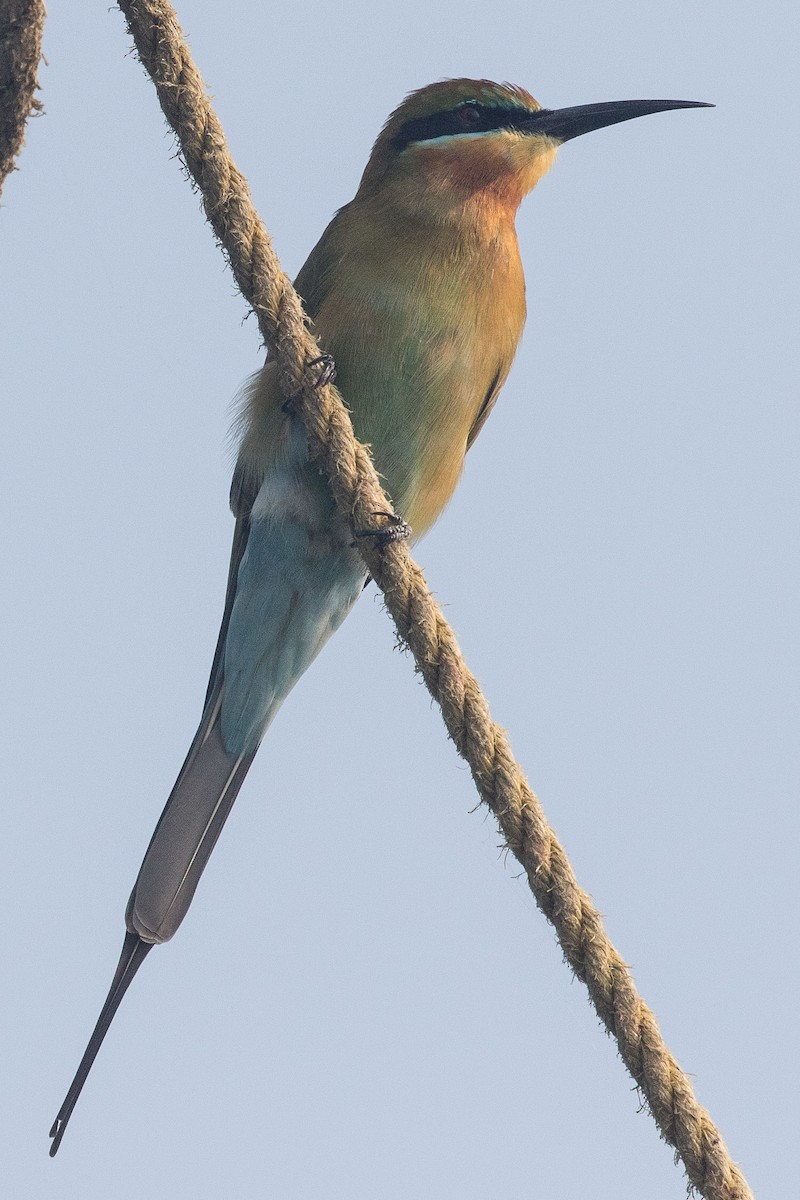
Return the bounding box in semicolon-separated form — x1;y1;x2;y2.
49;696;257;1154
126;692;257;945
49;431;367;1152
49;932;152;1155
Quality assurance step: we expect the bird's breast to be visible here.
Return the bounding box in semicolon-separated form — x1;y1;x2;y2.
313;217;526;535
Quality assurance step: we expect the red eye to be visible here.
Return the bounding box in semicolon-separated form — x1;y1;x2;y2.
458;104;481;126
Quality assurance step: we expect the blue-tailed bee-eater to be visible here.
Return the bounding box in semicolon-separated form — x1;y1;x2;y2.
50;79;711;1153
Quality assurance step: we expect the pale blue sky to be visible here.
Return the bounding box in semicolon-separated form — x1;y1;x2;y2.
3;2;797;1196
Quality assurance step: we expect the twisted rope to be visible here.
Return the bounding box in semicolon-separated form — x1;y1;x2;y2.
0;0;45;199
115;4;752;1197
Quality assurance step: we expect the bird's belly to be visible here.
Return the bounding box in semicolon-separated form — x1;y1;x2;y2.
332;323;491;537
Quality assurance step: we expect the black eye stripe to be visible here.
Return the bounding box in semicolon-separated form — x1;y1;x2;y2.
391;103;531;152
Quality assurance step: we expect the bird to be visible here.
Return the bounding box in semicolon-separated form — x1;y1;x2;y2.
49;78;711;1154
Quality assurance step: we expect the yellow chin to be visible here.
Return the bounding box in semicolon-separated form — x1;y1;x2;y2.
507;133;559;195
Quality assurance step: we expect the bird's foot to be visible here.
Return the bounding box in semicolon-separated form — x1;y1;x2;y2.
282;355;337;413
353;511;412;546
308;354;337;388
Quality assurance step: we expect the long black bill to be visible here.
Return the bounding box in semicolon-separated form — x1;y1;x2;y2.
49;932;152;1156
522;98;713;143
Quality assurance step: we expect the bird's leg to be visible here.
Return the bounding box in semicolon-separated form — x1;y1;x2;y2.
353;511;412;546
282;354;337;414
307;353;337;388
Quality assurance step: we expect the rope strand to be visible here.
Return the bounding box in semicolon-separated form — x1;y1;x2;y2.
115;4;752;1196
0;0;45;199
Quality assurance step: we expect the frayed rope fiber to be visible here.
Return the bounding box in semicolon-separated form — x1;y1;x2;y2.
0;0;45;198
